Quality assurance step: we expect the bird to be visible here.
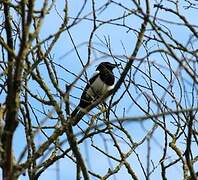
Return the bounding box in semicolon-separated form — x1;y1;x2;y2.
71;62;118;126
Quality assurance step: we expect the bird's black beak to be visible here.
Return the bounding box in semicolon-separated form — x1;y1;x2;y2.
112;63;121;68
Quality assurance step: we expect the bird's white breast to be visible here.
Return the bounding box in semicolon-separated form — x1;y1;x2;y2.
87;74;114;98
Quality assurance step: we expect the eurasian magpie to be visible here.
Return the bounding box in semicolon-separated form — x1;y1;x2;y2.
71;62;118;126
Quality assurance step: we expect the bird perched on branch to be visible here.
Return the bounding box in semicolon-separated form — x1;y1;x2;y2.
71;62;119;126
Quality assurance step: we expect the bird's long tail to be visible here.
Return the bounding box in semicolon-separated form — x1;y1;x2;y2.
71;107;79;118
71;107;85;126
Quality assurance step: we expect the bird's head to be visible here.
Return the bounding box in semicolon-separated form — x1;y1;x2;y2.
96;62;119;71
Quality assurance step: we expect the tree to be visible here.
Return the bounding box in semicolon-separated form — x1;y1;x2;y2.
0;0;197;180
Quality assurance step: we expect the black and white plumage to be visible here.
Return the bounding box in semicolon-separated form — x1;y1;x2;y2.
71;62;118;126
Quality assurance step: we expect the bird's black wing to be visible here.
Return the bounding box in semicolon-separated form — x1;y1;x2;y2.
78;72;100;108
71;72;99;118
